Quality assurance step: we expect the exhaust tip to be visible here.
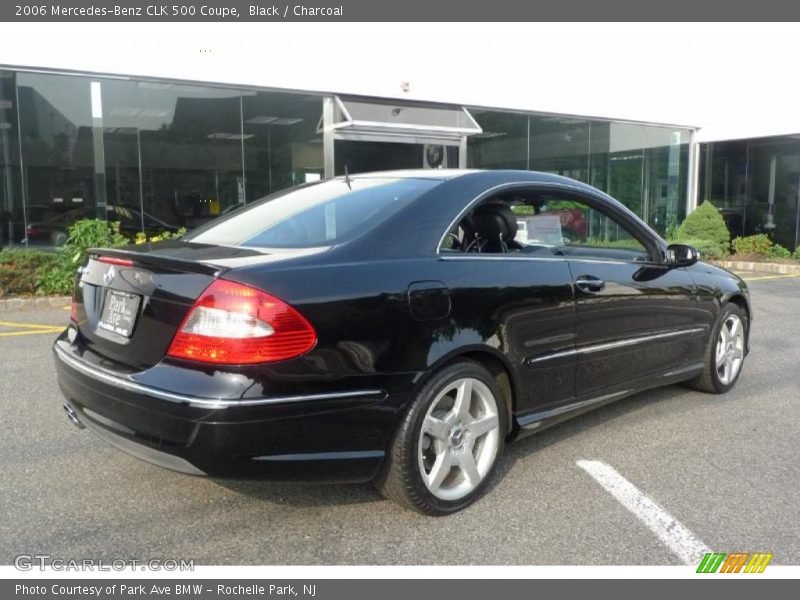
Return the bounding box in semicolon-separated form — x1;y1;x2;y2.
63;404;85;429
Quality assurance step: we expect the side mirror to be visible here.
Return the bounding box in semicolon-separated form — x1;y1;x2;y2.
666;243;699;267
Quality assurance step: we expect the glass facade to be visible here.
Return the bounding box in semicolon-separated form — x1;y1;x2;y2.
0;69;323;247
699;136;800;251
0;66;694;249
468;111;692;236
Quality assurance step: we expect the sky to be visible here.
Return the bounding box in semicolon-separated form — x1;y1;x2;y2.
2;22;799;142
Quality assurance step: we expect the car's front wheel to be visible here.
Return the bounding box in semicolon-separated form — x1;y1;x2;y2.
375;360;507;515
687;302;748;393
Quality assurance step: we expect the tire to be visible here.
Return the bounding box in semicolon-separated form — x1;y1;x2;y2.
51;230;68;247
686;302;748;394
375;360;508;515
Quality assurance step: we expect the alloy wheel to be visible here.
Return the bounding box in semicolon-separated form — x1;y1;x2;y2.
715;314;745;385
417;377;501;501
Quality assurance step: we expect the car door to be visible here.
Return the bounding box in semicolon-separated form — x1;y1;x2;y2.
437;202;577;419
531;192;698;398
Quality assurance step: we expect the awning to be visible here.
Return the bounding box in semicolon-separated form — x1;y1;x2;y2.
318;96;482;146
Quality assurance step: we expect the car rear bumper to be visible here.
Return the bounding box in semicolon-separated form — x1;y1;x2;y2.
53;331;410;482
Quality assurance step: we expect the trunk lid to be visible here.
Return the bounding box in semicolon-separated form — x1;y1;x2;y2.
73;241;315;370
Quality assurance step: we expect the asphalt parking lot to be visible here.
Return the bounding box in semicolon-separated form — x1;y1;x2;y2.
1;274;798;566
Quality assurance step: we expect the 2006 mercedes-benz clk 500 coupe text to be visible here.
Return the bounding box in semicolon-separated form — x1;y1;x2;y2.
54;170;751;514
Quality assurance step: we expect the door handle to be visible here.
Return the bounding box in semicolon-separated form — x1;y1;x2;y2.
575;276;605;292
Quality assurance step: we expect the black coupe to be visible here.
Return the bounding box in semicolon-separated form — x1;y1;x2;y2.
54;170;751;514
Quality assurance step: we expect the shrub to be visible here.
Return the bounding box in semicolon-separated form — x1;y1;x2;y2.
583;236;644;250
31;219;132;296
795;247;800;260
134;227;186;245
732;233;773;256
674;238;728;261
34;249;79;296
67;219;129;253
1;219;185;296
673;201;731;258
0;250;54;297
766;244;792;259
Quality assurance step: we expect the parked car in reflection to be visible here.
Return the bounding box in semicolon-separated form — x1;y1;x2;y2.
25;205;180;246
53;170;751;515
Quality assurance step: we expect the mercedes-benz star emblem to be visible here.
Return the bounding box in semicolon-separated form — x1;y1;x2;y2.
103;265;115;287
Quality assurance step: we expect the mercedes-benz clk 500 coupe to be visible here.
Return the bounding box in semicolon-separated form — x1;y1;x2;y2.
54;170;751;515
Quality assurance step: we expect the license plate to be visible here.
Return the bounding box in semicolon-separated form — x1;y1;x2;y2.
98;289;141;338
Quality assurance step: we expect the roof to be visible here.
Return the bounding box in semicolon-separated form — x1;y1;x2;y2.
344;169;485;180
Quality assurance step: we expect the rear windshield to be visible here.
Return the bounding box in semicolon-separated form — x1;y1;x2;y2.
184;177;441;249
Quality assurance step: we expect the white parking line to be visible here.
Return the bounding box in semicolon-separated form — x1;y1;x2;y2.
577;460;711;565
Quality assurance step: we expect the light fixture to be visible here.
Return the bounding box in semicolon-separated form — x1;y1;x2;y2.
271;118;303;126
110;107;171;118
137;82;175;90
207;133;254;140
473;132;507;139
245;116;278;124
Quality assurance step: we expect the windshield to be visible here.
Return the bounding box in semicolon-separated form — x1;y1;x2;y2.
185;177;441;249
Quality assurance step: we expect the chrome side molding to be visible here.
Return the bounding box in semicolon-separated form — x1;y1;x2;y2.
524;327;705;366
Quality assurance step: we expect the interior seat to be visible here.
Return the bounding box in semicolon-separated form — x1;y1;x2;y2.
468;202;520;253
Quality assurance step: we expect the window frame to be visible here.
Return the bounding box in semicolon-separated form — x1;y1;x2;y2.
436;182;665;266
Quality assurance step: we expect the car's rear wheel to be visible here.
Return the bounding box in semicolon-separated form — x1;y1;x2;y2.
375;360;507;515
687;302;748;394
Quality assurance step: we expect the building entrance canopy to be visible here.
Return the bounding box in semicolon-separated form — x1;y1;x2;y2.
319;96;483;146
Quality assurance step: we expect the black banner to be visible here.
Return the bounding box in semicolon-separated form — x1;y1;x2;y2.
4;579;794;600
2;0;800;22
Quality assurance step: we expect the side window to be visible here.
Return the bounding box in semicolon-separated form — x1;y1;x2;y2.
440;221;470;252
439;190;651;262
524;196;649;262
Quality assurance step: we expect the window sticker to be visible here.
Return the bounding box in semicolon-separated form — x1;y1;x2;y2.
525;214;564;245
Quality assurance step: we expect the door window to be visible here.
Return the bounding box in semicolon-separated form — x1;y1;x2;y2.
522;196;649;262
440;189;651;263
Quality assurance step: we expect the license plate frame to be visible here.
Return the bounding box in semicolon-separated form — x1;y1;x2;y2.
97;289;141;338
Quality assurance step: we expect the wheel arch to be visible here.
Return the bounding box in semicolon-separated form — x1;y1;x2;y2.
724;292;752;352
418;346;518;435
725;292;750;322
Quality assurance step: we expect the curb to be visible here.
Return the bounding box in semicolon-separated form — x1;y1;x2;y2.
718;260;800;275
0;296;72;311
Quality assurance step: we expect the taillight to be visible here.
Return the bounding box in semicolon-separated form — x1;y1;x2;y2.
166;279;317;365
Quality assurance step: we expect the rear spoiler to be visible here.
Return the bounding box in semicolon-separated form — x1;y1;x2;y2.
87;247;225;278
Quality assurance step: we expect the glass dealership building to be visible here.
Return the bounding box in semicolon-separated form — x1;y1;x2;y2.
699;135;800;252
0;66;699;248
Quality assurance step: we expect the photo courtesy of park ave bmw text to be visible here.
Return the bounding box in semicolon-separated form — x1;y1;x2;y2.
0;0;798;595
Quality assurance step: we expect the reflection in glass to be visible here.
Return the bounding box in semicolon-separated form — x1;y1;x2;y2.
747;139;800;250
16;72;98;246
468;110;528;170
700;137;800;250
0;70;22;246
644;127;690;236
242;91;323;198
530;115;591;184
590;122;644;215
334;140;453;174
